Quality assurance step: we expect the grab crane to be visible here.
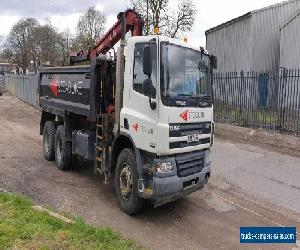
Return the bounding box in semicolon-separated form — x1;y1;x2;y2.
70;9;144;65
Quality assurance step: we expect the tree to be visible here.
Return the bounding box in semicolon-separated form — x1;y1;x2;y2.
57;30;71;66
5;18;39;74
34;23;66;67
0;35;4;53
73;6;106;51
4;18;71;72
131;0;196;38
0;36;8;62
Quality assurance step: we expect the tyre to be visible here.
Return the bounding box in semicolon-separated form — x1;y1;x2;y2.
43;121;56;161
115;148;143;215
55;125;72;170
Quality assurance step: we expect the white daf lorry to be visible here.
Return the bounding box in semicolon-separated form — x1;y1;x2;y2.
39;10;216;214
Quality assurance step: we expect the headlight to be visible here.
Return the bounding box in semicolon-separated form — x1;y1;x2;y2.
204;150;212;165
156;162;174;174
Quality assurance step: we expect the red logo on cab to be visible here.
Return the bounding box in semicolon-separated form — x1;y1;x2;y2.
132;123;139;132
180;110;189;121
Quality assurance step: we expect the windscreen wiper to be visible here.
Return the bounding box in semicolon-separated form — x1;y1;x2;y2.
177;94;193;98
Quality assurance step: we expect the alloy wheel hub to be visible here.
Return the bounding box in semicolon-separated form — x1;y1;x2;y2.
119;164;132;200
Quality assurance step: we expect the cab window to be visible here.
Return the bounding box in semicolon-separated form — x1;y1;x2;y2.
133;43;157;95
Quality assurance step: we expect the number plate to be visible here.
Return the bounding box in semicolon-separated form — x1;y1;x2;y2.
187;134;201;143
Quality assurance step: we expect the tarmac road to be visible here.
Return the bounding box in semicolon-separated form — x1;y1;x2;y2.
0;94;299;250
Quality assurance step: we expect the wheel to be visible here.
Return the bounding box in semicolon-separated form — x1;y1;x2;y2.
43;121;56;161
55;125;72;170
115;148;143;215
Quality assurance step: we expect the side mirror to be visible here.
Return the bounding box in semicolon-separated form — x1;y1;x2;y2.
142;78;156;98
198;61;208;72
210;55;217;69
143;45;152;76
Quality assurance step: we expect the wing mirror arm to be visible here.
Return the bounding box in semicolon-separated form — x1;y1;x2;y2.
142;45;157;110
149;97;156;110
142;78;157;110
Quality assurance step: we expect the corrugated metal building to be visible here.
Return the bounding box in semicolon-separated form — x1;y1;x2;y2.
206;0;300;72
280;10;300;68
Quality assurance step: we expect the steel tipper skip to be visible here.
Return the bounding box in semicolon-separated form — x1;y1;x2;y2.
38;9;217;214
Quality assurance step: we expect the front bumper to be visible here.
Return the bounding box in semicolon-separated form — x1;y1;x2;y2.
152;164;211;207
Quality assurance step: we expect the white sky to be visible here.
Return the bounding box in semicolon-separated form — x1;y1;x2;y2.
0;0;284;47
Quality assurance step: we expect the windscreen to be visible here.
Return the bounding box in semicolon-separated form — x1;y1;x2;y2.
160;43;211;101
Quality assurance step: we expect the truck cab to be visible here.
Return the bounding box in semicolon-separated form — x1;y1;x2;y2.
116;35;214;209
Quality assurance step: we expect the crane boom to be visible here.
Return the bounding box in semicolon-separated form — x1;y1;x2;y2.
70;9;144;64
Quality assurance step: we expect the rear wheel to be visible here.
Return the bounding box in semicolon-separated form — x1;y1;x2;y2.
43;121;55;161
115;148;143;215
55;125;72;170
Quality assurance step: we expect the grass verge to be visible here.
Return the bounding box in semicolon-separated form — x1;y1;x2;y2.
0;192;141;250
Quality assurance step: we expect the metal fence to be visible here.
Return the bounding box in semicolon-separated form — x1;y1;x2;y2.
3;70;300;135
4;74;39;107
213;69;300;135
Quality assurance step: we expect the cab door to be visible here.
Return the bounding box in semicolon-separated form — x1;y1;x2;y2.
121;38;158;153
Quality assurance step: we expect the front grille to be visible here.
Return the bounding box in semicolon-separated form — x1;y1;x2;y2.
169;122;211;137
176;151;205;177
169;138;210;149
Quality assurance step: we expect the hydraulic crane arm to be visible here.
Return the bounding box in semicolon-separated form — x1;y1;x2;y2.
70;9;144;65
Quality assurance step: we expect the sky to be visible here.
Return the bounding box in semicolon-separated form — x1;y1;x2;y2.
0;0;286;48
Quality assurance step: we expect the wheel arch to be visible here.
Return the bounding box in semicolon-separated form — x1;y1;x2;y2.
40;110;71;141
111;133;143;176
40;111;55;135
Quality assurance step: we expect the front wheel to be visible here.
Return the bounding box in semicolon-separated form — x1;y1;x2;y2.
115;148;143;215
